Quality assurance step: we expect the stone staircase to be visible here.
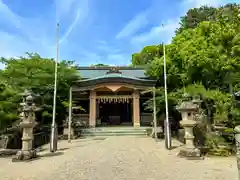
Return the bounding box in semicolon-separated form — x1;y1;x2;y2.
80;126;149;137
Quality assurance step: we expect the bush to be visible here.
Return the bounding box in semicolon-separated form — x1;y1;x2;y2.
205;133;232;156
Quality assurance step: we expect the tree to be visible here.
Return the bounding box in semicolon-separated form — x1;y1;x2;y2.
91;64;109;67
0;53;80;128
131;44;164;66
176;5;217;34
0;82;20;131
176;3;240;34
139;3;240;131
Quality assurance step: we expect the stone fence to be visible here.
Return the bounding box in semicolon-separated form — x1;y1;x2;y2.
0;125;51;150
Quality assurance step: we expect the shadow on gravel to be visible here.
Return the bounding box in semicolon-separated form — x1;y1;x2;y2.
40;151;64;158
36;147;48;152
12;152;65;163
58;147;70;151
170;144;184;150
92;137;107;140
70;139;106;149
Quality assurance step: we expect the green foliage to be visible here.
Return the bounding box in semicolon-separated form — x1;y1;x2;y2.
135;3;240;155
143;88;183;120
91;64;109;67
0;53;80;129
185;84;232;124
176;5;218;34
61;100;86;112
132;44;164;66
206;133;232;156
176;3;240;35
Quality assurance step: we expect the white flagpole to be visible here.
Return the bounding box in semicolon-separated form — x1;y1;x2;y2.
68;87;72;143
162;24;172;149
153;87;157;139
50;23;59;152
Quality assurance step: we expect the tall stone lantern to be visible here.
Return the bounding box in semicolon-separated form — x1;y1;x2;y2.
13;90;41;161
176;93;201;158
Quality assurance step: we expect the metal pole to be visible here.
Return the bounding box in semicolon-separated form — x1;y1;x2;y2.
68;87;72;143
50;23;59;152
153;87;157;139
163;41;172;149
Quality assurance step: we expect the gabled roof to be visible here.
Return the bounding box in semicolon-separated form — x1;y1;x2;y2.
74;73;156;88
77;66;149;79
74;66;156;89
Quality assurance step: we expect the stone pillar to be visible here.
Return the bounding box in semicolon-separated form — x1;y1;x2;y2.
234;126;240;179
133;90;140;127
13;90;40;161
63;115;75;140
89;90;96;127
176;93;201;159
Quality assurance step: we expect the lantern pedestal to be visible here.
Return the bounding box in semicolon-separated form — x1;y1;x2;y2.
176;93;202;159
12;90;40;162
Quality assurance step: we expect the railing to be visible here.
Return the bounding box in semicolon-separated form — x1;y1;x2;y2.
33;125;51;148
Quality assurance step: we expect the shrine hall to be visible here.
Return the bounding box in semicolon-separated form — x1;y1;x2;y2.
69;66;156;127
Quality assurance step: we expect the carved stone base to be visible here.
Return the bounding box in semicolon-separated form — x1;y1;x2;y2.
133;123;140;127
178;148;203;160
12;149;37;162
61;134;77;140
63;128;75;139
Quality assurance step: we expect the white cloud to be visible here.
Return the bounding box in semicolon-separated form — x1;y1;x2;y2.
0;0;90;59
96;40;121;54
77;49;129;66
116;11;148;39
57;0;90;44
106;53;129;65
130;0;229;49
55;0;78;20
131;20;179;47
183;0;224;8
0;0;21;28
0;32;30;57
59;10;81;44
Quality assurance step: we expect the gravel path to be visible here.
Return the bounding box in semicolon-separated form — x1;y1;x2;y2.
0;137;238;180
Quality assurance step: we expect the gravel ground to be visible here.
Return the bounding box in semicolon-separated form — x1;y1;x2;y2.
0;137;238;180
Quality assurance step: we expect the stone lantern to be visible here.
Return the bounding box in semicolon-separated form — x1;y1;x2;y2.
176;93;201;158
13;90;41;161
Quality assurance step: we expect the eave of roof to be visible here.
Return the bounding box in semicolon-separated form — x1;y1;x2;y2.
74;73;156;83
76;65;148;70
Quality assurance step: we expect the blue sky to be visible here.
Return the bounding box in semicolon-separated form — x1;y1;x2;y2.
0;0;239;66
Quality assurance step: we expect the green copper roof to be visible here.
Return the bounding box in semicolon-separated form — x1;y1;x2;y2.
77;67;147;79
74;66;156;88
79;73;154;83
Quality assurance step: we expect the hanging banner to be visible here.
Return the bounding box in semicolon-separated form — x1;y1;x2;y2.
96;95;132;103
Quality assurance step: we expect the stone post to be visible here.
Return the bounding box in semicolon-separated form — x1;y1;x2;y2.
63;115;75;140
176;93;201;159
234;126;240;179
13;90;41;161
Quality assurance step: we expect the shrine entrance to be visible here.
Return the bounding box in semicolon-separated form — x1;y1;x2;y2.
96;90;133;126
70;66;157;128
98;100;132;126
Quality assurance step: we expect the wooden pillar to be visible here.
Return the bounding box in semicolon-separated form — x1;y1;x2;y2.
89;90;96;127
133;90;140;127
